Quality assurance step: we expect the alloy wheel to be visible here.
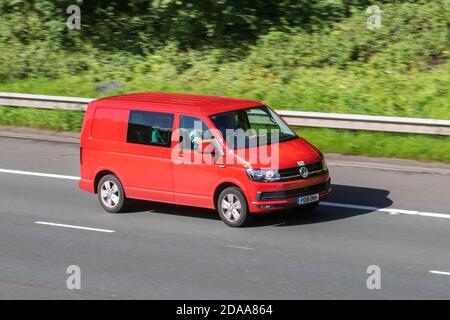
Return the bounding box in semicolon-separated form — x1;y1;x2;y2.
221;194;242;222
100;180;120;208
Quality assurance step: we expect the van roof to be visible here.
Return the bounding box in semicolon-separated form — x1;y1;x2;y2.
91;92;263;115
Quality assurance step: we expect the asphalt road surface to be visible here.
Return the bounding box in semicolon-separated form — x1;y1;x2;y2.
0;137;449;299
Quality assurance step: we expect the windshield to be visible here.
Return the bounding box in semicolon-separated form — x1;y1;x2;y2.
210;106;297;149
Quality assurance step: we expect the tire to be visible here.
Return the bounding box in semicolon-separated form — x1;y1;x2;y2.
97;174;127;213
217;187;251;227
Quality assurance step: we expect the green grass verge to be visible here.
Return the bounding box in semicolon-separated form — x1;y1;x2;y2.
0;106;84;131
1;106;448;163
297;127;450;163
0;60;448;120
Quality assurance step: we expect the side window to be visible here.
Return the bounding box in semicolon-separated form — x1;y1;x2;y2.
179;116;210;151
127;110;174;147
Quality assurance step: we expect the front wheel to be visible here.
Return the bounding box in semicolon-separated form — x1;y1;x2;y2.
217;187;251;227
97;174;127;213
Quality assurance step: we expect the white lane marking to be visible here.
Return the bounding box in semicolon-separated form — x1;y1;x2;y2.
0;168;79;180
380;208;450;219
1;168;449;221
320;202;450;220
226;245;254;250
35;221;115;233
429;270;450;276
320;201;378;211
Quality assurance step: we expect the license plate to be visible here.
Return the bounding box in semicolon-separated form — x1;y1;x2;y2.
297;194;319;205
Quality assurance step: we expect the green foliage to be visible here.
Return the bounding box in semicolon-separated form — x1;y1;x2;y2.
0;1;448;79
0;0;387;52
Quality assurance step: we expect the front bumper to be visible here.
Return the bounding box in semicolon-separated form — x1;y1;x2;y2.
248;174;331;213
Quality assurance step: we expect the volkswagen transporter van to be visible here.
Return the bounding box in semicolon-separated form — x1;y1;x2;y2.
79;92;331;227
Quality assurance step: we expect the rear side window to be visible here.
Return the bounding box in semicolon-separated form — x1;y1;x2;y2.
127;110;174;147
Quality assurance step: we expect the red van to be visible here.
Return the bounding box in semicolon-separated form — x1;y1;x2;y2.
79;93;330;227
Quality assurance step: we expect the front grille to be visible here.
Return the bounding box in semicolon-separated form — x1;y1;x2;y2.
279;161;325;181
258;179;330;201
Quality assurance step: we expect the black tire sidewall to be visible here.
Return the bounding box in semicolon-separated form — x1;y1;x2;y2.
97;174;126;213
217;187;250;227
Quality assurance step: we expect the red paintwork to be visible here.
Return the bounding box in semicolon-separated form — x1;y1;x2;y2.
79;92;331;213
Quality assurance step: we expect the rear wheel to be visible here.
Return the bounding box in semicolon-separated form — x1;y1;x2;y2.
97;174;127;213
217;187;251;227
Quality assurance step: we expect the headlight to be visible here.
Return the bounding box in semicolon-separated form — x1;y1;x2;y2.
321;158;328;171
246;168;281;182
